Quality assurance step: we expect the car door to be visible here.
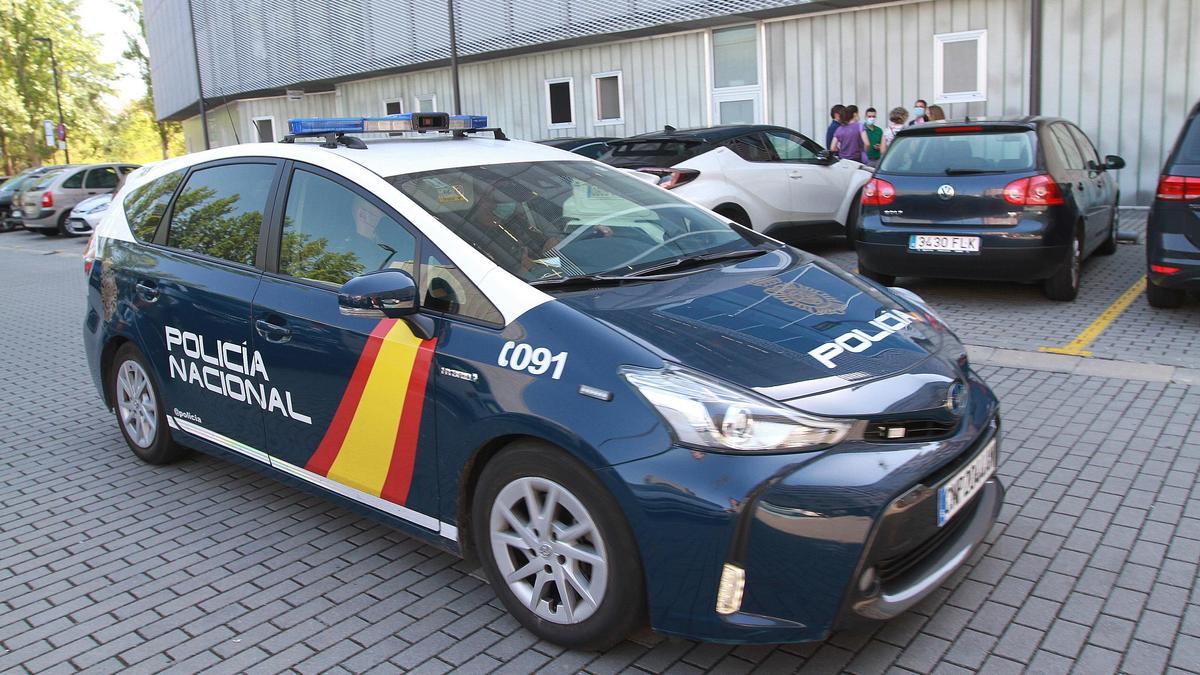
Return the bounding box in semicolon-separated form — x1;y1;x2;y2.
762;129;848;221
135;159;281;456
50;169;87;211
1067;124;1116;242
717;132;798;226
84;165;120;198
1048;124;1099;242
251;163;448;532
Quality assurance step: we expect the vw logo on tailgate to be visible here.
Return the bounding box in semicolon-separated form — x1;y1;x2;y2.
937;184;956;200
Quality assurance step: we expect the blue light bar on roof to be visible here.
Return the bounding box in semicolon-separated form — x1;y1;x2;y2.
288;113;488;137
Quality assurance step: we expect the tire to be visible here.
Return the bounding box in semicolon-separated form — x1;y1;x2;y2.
1043;230;1083;301
1146;281;1185;308
39;226;59;237
857;263;895;286
472;441;646;650
1096;211;1118;256
111;343;187;465
57;211;77;237
845;189;863;250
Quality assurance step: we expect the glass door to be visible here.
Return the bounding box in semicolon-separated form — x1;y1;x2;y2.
711;25;761;124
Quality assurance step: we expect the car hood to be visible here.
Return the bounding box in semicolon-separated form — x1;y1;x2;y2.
554;247;950;398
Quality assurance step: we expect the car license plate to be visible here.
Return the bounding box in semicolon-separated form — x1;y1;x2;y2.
909;235;980;254
10;209;20;218
937;439;997;527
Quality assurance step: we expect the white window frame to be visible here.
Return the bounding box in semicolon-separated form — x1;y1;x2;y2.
383;97;404;115
933;29;987;104
709;23;764;124
591;71;624;125
250;116;276;143
414;93;438;113
544;77;576;130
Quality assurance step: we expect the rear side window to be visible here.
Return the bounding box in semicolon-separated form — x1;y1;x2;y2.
1066;126;1100;167
727;133;775;162
166;163;275;266
33;170;65;190
1174;114;1200;165
279;169;415;285
85;167;119;190
124;170;185;242
878;131;1036;175
1048;125;1084;170
598;140;707;168
61;171;85;189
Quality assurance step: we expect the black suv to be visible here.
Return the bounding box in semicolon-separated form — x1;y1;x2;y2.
1146;100;1200;308
856;118;1124;301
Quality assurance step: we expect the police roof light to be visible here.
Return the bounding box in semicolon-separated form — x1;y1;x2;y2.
288;113;488;136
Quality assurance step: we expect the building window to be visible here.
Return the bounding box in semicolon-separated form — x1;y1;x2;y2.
415;94;437;113
251;117;275;143
592;71;623;124
545;77;575;129
710;25;762;125
384;99;403;115
934;30;987;103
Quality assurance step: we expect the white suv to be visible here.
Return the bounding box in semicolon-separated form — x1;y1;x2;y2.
598;125;871;244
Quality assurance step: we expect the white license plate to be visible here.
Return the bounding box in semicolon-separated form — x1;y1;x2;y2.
909;235;981;253
937;439;997;527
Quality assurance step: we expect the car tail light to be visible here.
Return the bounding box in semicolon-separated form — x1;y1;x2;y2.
637;167;700;190
1156;175;1200;201
861;178;896;205
1003;174;1064;206
1151;264;1181;275
83;232;98;276
40;191;53;208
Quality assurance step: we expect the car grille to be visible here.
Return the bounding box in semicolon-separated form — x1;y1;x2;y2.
863;418;957;442
875;494;980;585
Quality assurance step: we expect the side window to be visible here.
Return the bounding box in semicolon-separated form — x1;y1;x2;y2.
62;171;85;189
1067;125;1100;167
421;243;503;324
85;167;119;190
1050;125;1083;170
727;133;776;162
124;169;185;242
764;130;821;162
280;169;416;285
166;163;275;266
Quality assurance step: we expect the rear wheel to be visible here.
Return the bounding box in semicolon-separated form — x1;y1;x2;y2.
1043;230;1082;301
714;204;752;229
111;343;187;465
39;226;59;237
1146;281;1185;308
472;441;645;650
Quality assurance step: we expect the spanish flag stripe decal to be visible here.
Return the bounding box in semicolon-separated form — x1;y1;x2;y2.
380;338;437;504
305;318;397;476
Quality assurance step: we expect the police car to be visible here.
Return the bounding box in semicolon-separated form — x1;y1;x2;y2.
83;112;1002;648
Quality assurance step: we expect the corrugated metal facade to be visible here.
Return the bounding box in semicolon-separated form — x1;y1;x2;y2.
161;0;1200;204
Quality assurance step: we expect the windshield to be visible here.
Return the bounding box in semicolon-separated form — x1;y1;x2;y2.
0;172;32;193
879;131;1036;175
596;140;708;168
389;160;762;282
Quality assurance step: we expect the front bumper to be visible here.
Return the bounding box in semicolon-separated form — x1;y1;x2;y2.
857;212;1069;281
605;369;1002;644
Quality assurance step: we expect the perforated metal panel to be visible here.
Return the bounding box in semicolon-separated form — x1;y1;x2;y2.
148;0;814;118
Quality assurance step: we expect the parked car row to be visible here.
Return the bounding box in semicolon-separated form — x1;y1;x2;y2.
0;162;139;236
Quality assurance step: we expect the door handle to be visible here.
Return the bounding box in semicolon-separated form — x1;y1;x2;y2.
788;170;804;179
1077;182;1085;191
255;318;292;343
135;279;159;302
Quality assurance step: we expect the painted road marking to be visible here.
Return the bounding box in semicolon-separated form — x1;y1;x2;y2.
1040;277;1147;357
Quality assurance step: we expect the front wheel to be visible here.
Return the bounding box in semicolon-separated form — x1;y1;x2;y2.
111;343;187;464
1043;232;1082;301
472;441;646;650
1096;211;1118;255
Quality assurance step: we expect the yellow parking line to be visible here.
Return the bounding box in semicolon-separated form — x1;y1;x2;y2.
1039;277;1146;357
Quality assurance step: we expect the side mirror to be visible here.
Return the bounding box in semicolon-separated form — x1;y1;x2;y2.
816;150;836;164
1104;154;1125;171
338;269;418;318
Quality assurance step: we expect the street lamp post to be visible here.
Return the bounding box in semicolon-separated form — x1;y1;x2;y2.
33;36;69;163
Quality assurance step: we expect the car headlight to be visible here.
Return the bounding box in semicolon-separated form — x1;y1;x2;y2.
621;365;850;453
80;203;110;215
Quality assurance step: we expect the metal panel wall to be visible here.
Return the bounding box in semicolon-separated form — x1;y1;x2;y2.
764;0;1030;148
145;0;201;120
1041;0;1200;204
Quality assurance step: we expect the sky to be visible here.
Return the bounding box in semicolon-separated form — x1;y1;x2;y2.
76;0;145;110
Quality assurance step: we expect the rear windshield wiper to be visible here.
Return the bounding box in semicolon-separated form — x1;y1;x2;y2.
627;248;769;277
944;168;1005;175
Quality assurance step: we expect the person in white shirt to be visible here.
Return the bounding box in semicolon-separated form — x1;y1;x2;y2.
881;107;909;156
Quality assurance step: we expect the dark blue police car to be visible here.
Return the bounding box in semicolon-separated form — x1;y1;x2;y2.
83;113;1002;648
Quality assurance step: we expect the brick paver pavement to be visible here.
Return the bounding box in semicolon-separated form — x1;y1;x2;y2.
1;215;1198;673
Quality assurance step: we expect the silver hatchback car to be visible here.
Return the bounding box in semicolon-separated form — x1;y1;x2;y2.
18;163;139;236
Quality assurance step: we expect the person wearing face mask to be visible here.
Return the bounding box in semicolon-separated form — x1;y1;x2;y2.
882;106;909;155
908;99;928;126
863;107;884;166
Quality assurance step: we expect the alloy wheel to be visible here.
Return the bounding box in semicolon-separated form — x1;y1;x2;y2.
117;360;157;448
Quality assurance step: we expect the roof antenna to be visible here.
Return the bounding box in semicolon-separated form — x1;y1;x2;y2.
664;124;677;133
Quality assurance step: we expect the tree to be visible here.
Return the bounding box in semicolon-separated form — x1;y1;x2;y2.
117;0;182;160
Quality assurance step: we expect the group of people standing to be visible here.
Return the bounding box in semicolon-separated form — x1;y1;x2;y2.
824;99;946;166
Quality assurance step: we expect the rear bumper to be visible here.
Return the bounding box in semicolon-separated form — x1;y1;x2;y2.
21;209;59;227
1146;223;1200;291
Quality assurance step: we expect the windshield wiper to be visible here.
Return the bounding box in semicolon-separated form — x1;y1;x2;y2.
626;248;769;277
944;168;1004;175
528;274;634;290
